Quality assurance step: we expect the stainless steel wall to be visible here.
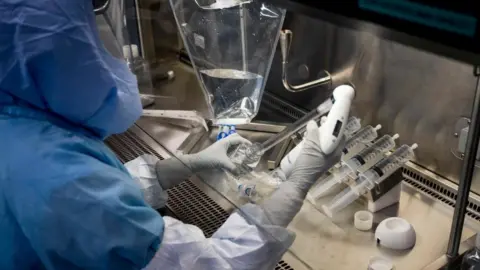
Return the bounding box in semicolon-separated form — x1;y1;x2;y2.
264;13;480;193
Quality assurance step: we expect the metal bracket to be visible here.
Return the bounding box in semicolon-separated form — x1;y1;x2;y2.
450;117;480;168
142;109;209;131
280;29;332;92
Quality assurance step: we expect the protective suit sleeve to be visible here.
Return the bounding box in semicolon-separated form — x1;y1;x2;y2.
144;204;295;270
6;154;164;270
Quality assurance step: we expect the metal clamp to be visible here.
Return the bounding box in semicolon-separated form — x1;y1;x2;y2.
280;29;332;92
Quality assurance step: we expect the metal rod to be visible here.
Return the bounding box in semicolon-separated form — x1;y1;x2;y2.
280;30;331;92
260;96;333;153
447;73;480;258
240;4;248;71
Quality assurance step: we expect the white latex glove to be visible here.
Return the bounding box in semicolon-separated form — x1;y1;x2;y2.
261;121;345;227
155;134;251;190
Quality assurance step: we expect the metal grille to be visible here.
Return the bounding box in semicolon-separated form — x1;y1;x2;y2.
402;167;480;221
261;91;308;121
106;128;294;270
105;129;164;162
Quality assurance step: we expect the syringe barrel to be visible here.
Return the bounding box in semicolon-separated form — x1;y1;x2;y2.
344;116;361;138
348;134;397;167
343;125;380;155
309;165;352;199
322;177;372;217
364;144;416;185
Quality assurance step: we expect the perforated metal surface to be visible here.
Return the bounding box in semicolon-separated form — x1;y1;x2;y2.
403;167;480;221
106;128;294;270
105;129;164;162
261;91;308;121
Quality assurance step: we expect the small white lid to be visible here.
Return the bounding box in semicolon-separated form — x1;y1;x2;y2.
368;256;394;270
355;210;373;231
375;217;416;250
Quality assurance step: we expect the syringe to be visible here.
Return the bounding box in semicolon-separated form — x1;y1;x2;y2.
344;116;362;138
322;143;418;217
308;133;399;200
342;124;382;160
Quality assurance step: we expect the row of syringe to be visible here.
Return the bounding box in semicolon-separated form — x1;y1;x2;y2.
304;119;417;217
233;116;417;216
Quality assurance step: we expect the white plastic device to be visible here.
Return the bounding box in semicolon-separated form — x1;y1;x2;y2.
319;84;355;154
279;85;355;176
375;217;416;250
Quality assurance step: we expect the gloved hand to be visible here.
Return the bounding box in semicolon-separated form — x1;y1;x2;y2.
155;133;251;190
261;121;345;227
181;133;252;172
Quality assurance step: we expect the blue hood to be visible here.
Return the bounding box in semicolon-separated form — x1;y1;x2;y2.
0;0;142;138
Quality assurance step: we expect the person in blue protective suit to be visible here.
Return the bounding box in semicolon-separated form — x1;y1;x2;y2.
0;1;345;269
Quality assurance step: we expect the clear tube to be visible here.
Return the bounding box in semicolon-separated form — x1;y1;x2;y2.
322;143;418;216
309;133;399;200
260;97;333;153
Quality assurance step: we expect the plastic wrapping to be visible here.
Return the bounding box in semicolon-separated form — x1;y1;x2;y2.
170;0;285;124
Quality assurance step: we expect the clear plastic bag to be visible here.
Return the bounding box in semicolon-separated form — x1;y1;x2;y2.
170;0;285;124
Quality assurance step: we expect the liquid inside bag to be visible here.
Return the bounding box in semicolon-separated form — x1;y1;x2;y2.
170;0;285;124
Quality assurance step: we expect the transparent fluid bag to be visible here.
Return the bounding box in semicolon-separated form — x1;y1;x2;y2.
170;0;286;124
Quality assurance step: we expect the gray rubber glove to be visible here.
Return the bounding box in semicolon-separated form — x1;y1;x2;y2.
261;121;345;227
155;133;251;190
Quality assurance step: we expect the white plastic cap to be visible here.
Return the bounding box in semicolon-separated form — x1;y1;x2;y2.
123;45;139;61
354;210;373;231
332;84;355;101
374;124;382;131
392;134;400;140
368;256;393;270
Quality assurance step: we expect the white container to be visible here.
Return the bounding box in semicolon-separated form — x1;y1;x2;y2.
354;210;373;231
375;217;416;250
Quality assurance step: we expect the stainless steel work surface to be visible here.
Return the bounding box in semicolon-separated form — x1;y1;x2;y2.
288;184;480;270
190;129;480;270
133;60;480;269
137;115;480;269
